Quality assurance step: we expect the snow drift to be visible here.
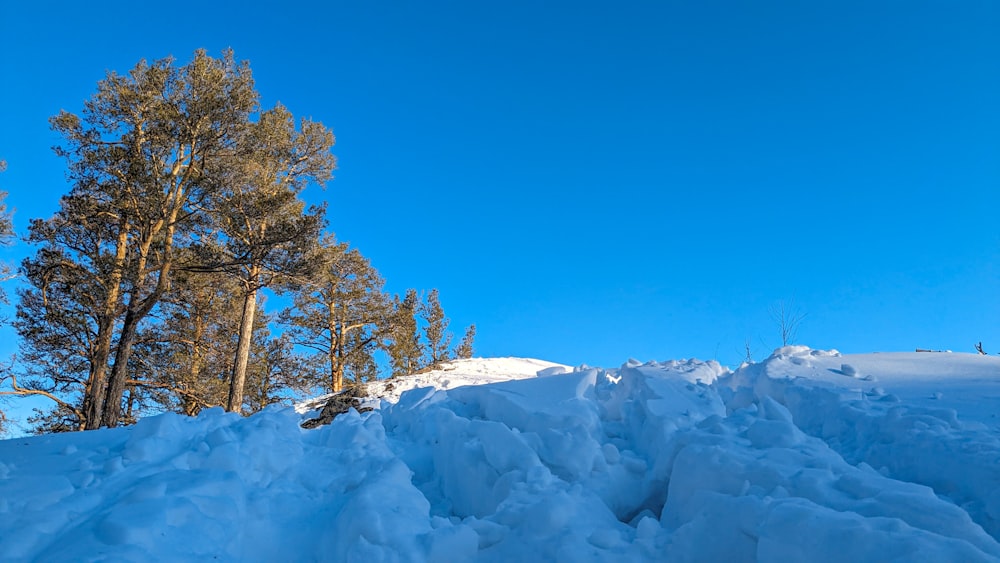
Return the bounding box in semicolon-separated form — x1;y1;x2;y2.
1;350;999;561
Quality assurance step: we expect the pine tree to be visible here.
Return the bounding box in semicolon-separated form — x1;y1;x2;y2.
420;289;451;367
241;324;312;414
39;50;258;428
387;289;424;377
11;242;103;430
18;50;335;427
455;324;476;359
342;329;380;385
207;104;334;413
281;238;391;393
148;262;244;415
17;188;127;429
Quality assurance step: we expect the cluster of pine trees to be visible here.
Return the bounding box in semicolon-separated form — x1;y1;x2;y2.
0;50;474;434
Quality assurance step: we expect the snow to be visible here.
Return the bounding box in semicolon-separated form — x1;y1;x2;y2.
1;351;999;561
295;357;569;414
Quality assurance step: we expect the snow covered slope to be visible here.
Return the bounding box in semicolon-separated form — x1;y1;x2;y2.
1;352;999;561
296;357;571;413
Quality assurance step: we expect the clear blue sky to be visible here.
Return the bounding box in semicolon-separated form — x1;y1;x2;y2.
0;1;997;371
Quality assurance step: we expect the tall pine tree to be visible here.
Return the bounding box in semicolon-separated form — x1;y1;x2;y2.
387;289;423;377
455;324;476;359
17;50;335;427
207;104;334;413
281;238;390;393
39;50;258;428
420;289;451;367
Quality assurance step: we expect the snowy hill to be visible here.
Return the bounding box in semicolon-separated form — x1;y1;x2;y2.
295;357;571;413
1;351;1000;561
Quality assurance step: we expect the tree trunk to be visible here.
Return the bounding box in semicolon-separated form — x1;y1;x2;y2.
100;209;181;427
101;235;173;427
227;287;258;413
327;298;342;393
82;325;113;430
332;329;346;393
331;356;344;393
125;387;136;421
177;311;207;416
83;225;129;429
101;306;141;427
184;324;205;416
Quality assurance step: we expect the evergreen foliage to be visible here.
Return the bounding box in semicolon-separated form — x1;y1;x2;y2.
280;237;391;393
455;324;476;359
387;289;424;377
2;52;474;433
204;102;334;413
147;265;245;415
29;49;262;428
420;289;452;367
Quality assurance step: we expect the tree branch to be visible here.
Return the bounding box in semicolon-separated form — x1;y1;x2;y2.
0;371;83;419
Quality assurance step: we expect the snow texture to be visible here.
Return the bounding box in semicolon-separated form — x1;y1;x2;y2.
1;351;999;561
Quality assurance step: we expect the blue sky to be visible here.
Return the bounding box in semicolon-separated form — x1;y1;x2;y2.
0;1;998;372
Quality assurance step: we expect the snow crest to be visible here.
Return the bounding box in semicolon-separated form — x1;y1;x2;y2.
1;354;999;561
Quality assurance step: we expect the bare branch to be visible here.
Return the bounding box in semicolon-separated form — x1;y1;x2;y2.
769;299;807;347
0;371;83;420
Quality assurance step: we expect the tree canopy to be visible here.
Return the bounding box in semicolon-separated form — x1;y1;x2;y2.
0;51;474;434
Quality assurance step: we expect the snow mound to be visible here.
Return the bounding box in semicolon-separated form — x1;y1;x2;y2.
1;352;999;561
296;357;570;414
722;348;1000;543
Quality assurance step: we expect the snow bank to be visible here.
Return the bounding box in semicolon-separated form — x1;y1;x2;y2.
1;354;999;561
722;348;1000;541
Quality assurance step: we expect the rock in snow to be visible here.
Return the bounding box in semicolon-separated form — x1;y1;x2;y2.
1;352;1000;561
